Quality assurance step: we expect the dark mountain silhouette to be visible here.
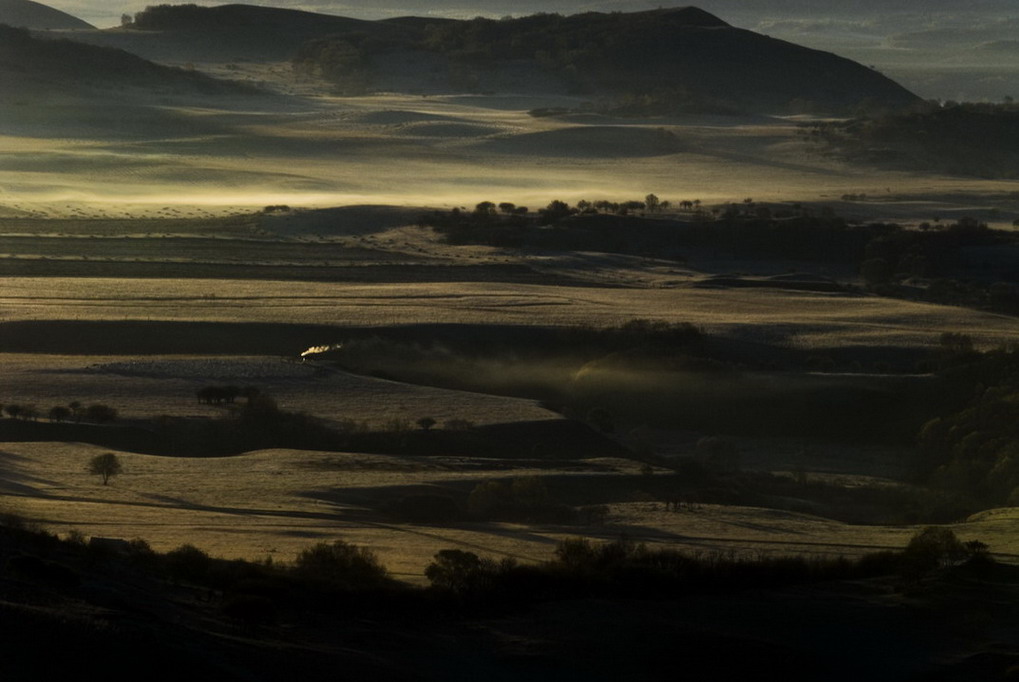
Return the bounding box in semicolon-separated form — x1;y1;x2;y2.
0;0;93;30
115;3;385;62
117;4;920;114
132;2;372;33
0;24;257;99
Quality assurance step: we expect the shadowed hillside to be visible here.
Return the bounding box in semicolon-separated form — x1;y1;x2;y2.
0;0;92;29
0;24;259;99
97;4;920;114
809;101;1019;179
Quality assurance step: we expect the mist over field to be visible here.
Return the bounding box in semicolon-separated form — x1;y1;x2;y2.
5;3;1019;678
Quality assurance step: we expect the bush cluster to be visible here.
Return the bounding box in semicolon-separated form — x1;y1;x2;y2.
424;527;992;604
1;401;117;424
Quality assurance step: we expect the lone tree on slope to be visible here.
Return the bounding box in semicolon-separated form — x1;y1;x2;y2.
88;453;123;485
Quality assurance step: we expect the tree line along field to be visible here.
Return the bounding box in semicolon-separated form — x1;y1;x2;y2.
5;4;1019;676
3;502;1015;681
1;203;1018;586
5;440;1019;581
3;310;1019;569
1;205;1018;553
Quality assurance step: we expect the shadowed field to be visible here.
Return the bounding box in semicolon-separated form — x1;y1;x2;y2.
1;278;1017;351
2;9;1019;679
2;35;1019;605
6;441;1019;584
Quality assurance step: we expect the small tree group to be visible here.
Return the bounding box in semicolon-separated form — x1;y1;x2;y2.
83;404;118;423
2;401;118;424
3;404;39;421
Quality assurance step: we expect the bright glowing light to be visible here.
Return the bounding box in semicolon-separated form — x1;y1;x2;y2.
300;343;343;357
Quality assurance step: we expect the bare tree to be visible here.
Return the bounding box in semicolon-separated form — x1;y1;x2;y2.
88;453;122;485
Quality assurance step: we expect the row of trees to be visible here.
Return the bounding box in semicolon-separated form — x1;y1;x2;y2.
422;527;989;601
195;385;261;405
466;195;702;221
426;196;1019;315
1;401;117;424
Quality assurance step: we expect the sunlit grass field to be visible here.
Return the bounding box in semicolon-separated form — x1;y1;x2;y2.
7;441;1019;584
3;87;1019;581
2;276;1017;351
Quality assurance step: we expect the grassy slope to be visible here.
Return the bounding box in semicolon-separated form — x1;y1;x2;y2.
0;24;254;98
6;441;1019;583
0;278;1016;351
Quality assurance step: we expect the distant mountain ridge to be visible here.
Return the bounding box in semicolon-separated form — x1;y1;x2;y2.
0;0;93;29
131;2;372;32
75;3;921;115
293;5;919;114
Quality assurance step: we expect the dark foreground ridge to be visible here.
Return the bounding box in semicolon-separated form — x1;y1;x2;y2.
0;519;1016;681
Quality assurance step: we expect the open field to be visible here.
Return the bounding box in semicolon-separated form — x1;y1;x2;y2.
5;441;1019;586
2;277;1018;351
4;10;1019;678
1;219;1017;569
3;56;1019;603
3;14;1019;682
1;238;1017;583
0;353;558;426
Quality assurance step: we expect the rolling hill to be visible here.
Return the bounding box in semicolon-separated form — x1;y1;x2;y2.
392;7;922;113
0;23;258;99
83;4;920;114
0;0;92;29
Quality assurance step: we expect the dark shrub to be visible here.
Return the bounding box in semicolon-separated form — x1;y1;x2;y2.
424;549;514;595
84;404;118;423
292;541;389;589
899;526;969;583
164;544;213;583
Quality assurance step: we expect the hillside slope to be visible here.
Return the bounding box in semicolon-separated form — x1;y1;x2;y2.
374;7;920;113
0;24;257;99
0;0;92;29
81;4;919;114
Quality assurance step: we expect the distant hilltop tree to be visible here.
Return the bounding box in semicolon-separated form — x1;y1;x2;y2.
196;386;242;404
84;404;118;424
87;453;123;486
48;406;71;422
